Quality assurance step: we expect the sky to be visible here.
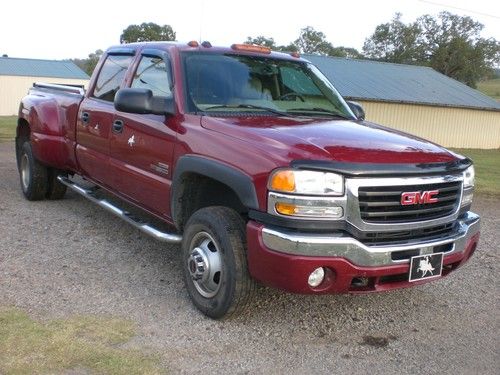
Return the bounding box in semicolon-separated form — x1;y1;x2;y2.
0;0;499;60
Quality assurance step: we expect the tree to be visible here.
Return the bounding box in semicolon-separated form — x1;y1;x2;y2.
245;36;277;49
71;49;103;76
85;49;103;76
245;28;362;57
294;26;334;55
120;22;176;44
363;12;500;87
418;12;500;87
362;13;424;64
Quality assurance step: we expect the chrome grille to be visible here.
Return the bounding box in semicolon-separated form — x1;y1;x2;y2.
358;181;462;223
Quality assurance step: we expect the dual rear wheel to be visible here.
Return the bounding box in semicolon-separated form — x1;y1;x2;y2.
18;141;66;201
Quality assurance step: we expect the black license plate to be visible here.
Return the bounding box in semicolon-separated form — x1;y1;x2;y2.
409;253;444;282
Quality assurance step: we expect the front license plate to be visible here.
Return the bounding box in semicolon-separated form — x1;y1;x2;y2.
409;253;444;282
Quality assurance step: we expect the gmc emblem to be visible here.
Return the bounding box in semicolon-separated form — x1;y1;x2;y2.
401;190;439;205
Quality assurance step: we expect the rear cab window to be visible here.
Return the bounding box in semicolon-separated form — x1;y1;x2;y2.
92;55;133;102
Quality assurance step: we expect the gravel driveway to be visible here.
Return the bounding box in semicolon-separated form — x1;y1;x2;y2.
0;141;498;374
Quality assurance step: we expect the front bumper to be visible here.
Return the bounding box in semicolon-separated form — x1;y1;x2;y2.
246;212;480;294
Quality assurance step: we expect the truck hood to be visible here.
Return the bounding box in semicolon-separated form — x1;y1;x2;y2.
201;116;458;164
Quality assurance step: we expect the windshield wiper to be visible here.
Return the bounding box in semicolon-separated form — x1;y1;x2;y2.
286;107;353;119
203;104;292;117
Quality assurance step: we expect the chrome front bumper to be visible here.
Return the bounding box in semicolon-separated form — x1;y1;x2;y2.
261;212;480;267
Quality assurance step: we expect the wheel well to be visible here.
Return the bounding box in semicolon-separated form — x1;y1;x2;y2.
174;173;247;230
16;119;30;167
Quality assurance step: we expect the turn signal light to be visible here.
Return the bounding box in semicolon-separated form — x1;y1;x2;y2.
269;170;295;193
275;202;297;216
231;44;272;54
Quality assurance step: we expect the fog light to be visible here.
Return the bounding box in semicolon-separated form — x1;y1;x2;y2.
308;267;325;287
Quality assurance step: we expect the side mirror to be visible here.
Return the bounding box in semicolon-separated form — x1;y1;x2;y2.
346;101;365;121
114;88;175;116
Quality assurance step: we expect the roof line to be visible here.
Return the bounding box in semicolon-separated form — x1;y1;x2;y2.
303;54;434;70
348;96;500;112
0;56;81;63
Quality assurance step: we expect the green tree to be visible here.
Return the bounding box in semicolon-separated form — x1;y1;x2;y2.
362;13;424;64
71;49;103;76
418;12;500;87
85;49;103;76
291;26;361;58
120;22;176;44
245;36;277;49
363;12;500;87
294;26;334;55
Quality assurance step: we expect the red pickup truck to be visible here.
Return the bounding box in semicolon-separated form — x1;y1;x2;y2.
16;41;480;318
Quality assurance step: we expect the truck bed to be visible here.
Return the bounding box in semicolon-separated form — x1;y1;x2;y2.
18;82;85;172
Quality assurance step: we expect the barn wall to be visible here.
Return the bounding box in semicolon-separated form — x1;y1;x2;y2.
0;75;89;116
358;100;500;149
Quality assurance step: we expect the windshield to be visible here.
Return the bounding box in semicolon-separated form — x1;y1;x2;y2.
181;52;355;119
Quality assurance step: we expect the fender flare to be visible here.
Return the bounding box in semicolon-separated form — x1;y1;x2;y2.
171;155;259;224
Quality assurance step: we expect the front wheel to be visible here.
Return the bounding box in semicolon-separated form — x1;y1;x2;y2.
181;206;255;319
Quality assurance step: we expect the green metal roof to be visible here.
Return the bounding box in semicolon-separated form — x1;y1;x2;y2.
0;57;89;79
305;55;500;111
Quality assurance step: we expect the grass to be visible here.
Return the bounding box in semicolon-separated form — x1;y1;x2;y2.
451;148;500;197
0;308;164;375
477;78;500;100
0;116;16;142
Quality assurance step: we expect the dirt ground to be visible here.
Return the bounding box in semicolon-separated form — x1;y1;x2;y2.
0;141;498;374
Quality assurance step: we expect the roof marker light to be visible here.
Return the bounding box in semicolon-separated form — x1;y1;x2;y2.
231;44;271;54
187;40;199;47
290;52;300;58
201;41;212;48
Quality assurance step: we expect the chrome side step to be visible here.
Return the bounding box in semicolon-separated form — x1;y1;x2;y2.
57;176;182;243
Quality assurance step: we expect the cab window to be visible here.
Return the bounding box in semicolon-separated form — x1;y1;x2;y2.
131;56;172;97
92;55;133;102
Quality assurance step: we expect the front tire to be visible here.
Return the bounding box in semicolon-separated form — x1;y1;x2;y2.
181;206;255;319
19;141;48;201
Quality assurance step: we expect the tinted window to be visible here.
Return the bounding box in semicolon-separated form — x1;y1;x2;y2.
182;52;354;119
280;66;321;95
132;56;172;97
92;55;133;102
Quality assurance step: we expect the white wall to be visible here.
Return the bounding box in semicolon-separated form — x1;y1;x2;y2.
0;75;89;116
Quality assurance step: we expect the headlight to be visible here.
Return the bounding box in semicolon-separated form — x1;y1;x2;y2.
268;169;344;196
463;165;475;188
461;165;475;207
267;169;346;219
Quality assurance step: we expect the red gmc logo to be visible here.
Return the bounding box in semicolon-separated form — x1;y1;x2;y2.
401;190;439;205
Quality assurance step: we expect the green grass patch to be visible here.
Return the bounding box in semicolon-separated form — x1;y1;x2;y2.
0;308;164;375
0;116;16;142
451;148;500;197
477;78;500;100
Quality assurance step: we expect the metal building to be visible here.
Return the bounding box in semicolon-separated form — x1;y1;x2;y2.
0;57;89;116
306;55;500;149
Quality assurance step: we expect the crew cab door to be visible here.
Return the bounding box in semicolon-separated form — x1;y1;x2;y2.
109;51;176;218
76;52;134;186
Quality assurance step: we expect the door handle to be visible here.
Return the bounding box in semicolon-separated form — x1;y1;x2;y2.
81;112;90;124
112;119;124;133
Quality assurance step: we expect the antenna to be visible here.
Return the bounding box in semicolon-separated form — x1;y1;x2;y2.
199;0;205;43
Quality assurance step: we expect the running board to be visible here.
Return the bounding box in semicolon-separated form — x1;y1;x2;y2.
57;176;182;243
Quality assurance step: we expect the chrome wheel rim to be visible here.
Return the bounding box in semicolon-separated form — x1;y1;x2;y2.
187;232;223;298
20;153;29;191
